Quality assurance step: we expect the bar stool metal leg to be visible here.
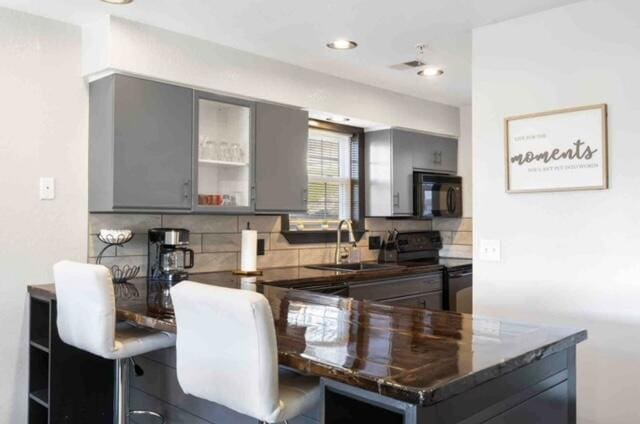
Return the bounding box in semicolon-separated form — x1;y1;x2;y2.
115;358;129;424
114;358;165;424
130;410;165;423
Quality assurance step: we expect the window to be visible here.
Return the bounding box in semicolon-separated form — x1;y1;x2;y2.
283;120;364;242
289;129;355;231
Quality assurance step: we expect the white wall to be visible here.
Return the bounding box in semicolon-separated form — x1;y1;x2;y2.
458;105;472;216
0;7;88;423
473;1;640;423
83;16;460;137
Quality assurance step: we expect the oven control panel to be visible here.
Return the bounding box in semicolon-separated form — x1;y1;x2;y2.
395;231;442;252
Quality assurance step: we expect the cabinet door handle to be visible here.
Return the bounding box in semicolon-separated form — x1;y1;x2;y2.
302;188;308;203
183;180;191;201
434;151;443;165
419;300;427;308
251;185;256;201
393;192;400;207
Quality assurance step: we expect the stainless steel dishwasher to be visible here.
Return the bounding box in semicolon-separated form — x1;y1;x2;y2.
445;265;473;313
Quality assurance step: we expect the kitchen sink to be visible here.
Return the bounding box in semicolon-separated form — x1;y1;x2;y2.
306;263;401;272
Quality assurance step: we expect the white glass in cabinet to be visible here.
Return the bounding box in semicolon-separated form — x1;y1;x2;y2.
196;98;252;209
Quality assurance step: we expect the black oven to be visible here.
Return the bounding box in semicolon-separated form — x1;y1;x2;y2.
414;173;462;218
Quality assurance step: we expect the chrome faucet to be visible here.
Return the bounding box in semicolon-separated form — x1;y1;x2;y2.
335;219;357;264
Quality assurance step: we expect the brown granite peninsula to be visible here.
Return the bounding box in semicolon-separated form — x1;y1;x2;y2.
30;266;586;423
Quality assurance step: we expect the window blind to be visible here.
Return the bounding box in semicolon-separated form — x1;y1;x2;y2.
290;129;353;231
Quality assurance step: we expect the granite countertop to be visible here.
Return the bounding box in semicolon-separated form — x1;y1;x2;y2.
29;266;586;406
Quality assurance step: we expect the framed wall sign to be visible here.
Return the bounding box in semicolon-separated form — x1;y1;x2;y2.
504;104;608;193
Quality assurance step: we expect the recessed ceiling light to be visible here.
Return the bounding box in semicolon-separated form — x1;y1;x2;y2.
418;67;444;77
100;0;133;4
326;39;358;50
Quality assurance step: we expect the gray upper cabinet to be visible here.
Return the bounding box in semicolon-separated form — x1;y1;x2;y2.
89;74;193;212
413;133;458;174
392;130;415;215
365;129;393;217
365;128;458;217
255;103;309;213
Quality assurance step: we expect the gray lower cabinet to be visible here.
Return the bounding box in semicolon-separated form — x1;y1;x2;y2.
365;128;458;217
379;291;442;310
255;102;309;213
349;272;443;310
89;74;193;212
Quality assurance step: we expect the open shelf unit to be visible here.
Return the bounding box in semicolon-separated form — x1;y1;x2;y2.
194;92;254;213
28;292;117;424
29;388;49;408
28;297;50;424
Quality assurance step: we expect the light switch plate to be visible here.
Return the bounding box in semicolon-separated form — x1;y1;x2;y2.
479;239;501;262
39;177;55;200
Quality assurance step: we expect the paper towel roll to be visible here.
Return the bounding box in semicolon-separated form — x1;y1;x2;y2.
240;229;258;272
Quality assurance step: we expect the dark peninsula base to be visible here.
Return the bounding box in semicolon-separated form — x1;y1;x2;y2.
323;347;576;424
28;297;114;424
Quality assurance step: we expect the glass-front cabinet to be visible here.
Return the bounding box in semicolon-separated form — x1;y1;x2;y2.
193;91;255;212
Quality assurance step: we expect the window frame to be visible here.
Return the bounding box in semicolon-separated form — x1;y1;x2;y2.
280;119;366;244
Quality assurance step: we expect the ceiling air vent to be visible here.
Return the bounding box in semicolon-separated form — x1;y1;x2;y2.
389;43;431;71
389;60;426;70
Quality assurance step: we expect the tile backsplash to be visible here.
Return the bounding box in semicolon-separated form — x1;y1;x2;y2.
433;217;473;259
88;214;472;275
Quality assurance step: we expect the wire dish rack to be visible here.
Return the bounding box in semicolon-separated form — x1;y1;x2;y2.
95;230;140;297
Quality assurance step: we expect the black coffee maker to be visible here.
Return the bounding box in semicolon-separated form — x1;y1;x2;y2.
147;228;195;283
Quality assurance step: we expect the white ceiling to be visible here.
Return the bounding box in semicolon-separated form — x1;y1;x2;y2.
0;0;582;106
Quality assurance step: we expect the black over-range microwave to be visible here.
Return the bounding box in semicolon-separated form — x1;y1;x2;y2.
413;173;463;218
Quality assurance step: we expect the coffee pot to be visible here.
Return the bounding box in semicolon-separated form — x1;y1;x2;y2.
147;228;195;283
159;246;194;273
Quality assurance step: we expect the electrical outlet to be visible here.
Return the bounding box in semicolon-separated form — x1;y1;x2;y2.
39;177;55;200
479;239;501;262
257;239;265;256
368;235;382;250
348;249;361;263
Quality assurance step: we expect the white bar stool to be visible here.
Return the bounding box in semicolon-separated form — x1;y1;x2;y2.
170;281;321;424
54;260;176;424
